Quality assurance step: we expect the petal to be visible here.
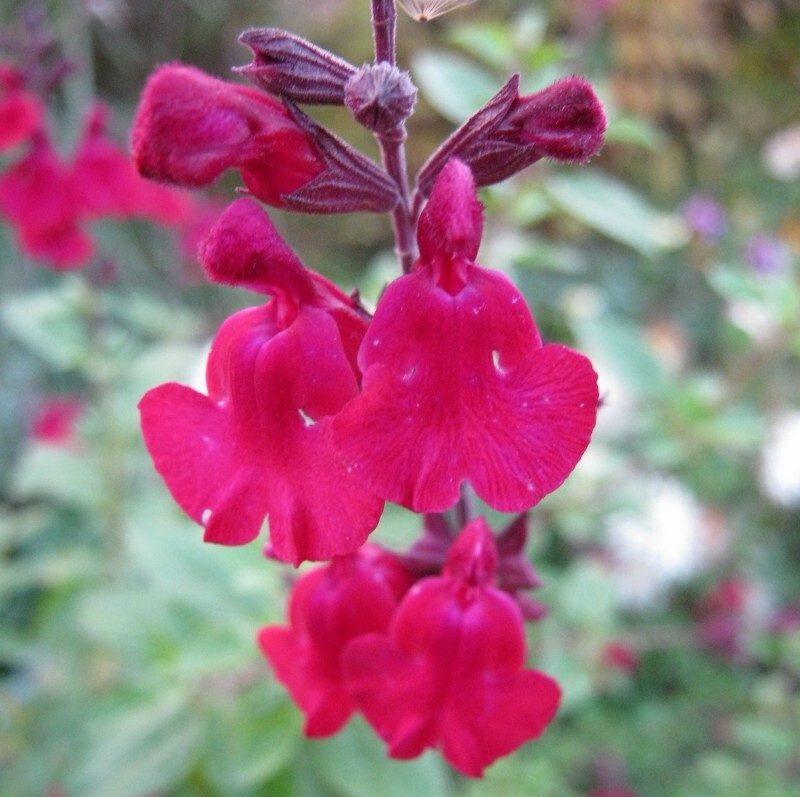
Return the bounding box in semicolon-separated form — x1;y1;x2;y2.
258;626;353;737
131;63;323;205
440;668;561;777
342;635;438;759
417;158;482;267
142;304;383;564
333;267;597;513
138;382;264;544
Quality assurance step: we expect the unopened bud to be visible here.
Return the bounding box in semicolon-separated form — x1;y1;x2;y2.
238;28;356;105
344;63;417;133
416;74;606;198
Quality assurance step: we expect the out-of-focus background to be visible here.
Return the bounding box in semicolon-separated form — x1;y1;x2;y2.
1;1;799;795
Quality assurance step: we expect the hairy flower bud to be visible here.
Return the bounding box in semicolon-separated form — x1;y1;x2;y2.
131;63;325;207
417;75;606;198
131;63;398;214
237;28;356;105
344;63;417;133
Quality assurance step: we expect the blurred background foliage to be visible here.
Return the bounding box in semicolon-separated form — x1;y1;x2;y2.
1;0;800;795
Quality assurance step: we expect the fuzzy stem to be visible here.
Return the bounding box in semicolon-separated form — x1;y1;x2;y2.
371;0;417;273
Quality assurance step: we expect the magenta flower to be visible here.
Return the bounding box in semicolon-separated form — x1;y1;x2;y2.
74;104;191;224
259;546;411;736
138;198;384;565
333;159;598;513
342;517;561;777
131;63;324;206
131;63;398;214
0;134;93;268
0;62;43;152
31;396;83;447
0;103;205;269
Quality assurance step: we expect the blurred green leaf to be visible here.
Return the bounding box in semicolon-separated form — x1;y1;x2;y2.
206;682;302;793
576;315;669;397
546;171;669;256
311;716;450;797
0;280;92;370
447;22;513;70
66;691;204;797
9;444;103;508
412;51;499;124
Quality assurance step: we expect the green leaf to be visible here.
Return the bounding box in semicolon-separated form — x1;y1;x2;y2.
546;171;670;256
9;444;103;508
311;716;450;797
412;51;499;124
605;114;665;150
0;279;92;369
66;691;204;797
205;683;302;793
575;315;669;398
446;22;514;70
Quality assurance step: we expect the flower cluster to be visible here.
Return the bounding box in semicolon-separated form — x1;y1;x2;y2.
260;520;559;776
0;37;213;270
132;0;606;777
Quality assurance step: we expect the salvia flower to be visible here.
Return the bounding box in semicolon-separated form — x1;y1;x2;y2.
342;517;561;777
0;133;93;268
258;545;411;736
0;62;43;152
131;63;398;214
402;512;546;620
333;158;599;514
138;198;384;565
131;63;325;205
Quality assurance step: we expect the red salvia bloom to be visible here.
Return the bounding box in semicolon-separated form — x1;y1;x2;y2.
0;102;204;269
333;158;598;513
342;517;561;777
31;396;83;447
259;545;411;736
138;198;383;565
0;62;43;152
131;63;325;207
0;133;93;268
73;104;192;224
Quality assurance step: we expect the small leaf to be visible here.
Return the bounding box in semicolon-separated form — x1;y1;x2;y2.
311;716;450;797
206;683;302;792
546;171;670;256
412;51;499;124
66;692;203;797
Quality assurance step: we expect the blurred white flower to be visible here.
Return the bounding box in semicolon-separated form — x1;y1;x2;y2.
762;124;800;181
761;411;800;507
606;477;723;608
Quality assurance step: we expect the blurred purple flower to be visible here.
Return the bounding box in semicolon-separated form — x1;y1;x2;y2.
681;192;726;241
745;233;791;276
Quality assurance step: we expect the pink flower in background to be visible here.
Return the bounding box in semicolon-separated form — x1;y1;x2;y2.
73;104;192;224
333;159;598;513
0;101;213;269
138;199;383;565
343;517;560;776
259;546;411;736
31;396;83;447
0;134;93;268
0;62;43;152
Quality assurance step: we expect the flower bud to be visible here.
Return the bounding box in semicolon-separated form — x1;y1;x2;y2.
131;63;325;207
237;28;356;105
417;75;606;198
344;63;417;133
